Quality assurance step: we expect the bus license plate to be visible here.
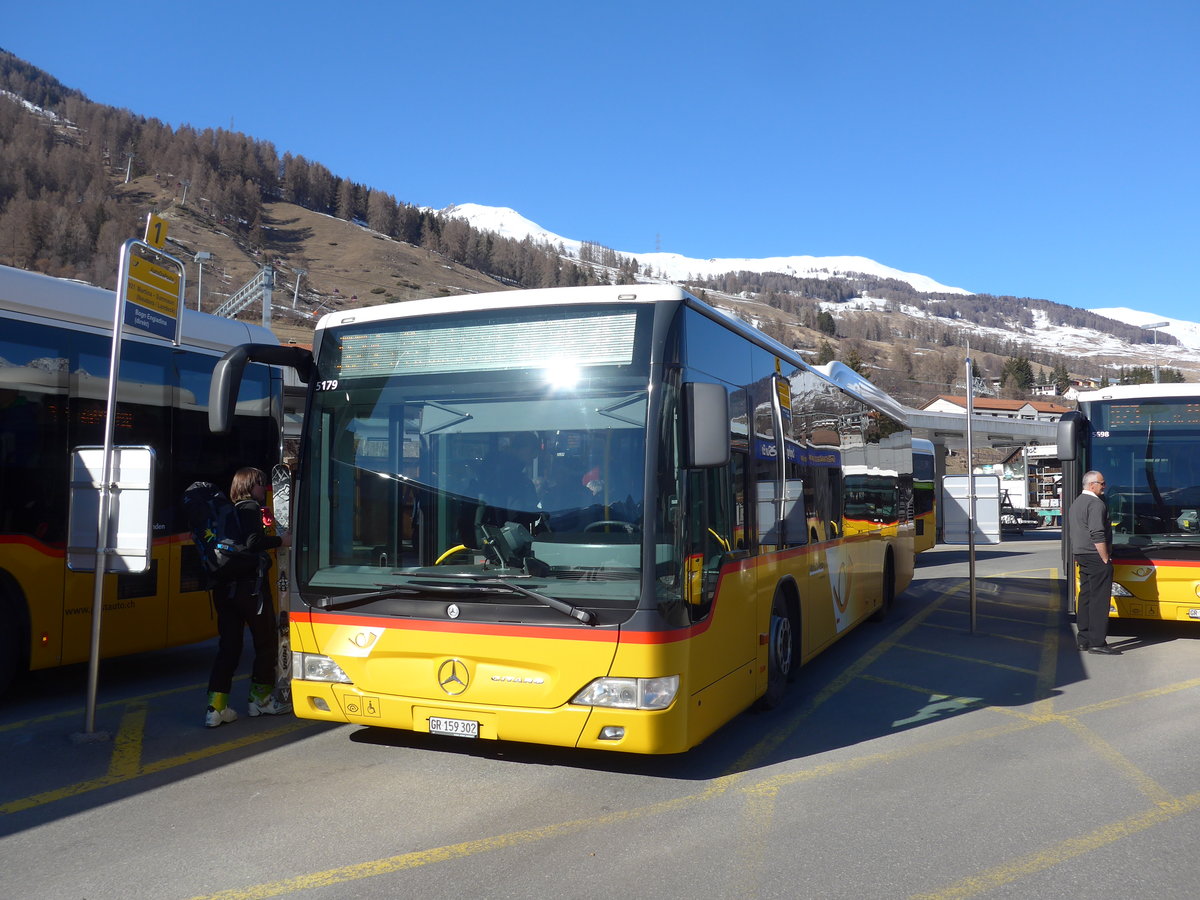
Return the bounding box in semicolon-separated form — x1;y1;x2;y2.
1188;609;1200;620
429;716;479;738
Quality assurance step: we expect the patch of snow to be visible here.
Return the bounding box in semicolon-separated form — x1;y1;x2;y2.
1090;307;1200;350
440;203;970;296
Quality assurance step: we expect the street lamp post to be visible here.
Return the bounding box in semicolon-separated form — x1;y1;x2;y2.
1143;321;1169;383
194;251;212;311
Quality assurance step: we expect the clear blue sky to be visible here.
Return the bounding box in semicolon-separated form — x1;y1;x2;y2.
5;1;1198;317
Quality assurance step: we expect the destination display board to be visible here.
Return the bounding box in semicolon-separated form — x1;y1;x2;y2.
123;241;183;341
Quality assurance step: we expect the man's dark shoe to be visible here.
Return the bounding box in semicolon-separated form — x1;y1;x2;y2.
1076;641;1089;651
1087;644;1122;655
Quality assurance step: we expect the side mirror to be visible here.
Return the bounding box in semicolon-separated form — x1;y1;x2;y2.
1056;410;1087;462
210;343;315;434
683;382;729;468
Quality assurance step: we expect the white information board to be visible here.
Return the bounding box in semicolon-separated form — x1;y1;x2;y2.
67;446;155;573
942;474;1002;545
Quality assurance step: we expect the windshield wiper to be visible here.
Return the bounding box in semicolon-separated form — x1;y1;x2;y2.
309;577;599;625
309;583;461;610
474;577;599;626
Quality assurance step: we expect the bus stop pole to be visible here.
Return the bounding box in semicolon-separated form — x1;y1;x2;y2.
82;243;134;736
965;346;977;633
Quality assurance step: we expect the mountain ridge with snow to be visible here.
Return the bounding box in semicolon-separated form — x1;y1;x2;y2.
441;203;972;296
1089;308;1200;351
440;202;1200;366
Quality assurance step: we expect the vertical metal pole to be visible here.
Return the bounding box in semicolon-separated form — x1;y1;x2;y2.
966;343;977;633
292;269;305;309
84;241;135;733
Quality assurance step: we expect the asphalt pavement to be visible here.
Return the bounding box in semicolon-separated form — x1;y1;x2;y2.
2;529;1199;899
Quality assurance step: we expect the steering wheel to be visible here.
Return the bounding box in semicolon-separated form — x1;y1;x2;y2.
434;544;469;565
584;520;638;534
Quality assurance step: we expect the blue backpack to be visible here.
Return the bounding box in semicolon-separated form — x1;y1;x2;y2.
182;481;257;587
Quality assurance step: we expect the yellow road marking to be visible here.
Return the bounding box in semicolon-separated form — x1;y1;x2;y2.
1068;676;1200;716
0;677;239;733
920;621;1044;645
933;608;1057;627
0;719;315;815
893;642;1041;675
1058;716;1175;806
912;790;1200;899
1030;568;1061;718
729;783;779;897
107;702;146;778
724;578;965;774
187;780;737;900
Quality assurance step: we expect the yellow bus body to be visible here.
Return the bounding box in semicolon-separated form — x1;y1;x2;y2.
290;528;910;754
7;535;219;672
1106;558;1200;622
914;510;935;553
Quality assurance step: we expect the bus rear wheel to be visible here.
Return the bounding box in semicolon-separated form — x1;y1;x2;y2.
757;591;795;710
870;554;896;623
0;582;28;697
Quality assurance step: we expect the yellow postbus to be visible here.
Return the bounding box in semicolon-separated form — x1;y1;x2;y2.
0;265;284;694
912;438;936;552
212;284;916;753
1059;384;1200;623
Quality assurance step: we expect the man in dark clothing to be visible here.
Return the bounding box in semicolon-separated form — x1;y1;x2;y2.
1068;470;1120;655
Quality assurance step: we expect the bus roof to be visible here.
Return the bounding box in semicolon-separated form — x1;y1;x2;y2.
1076;383;1200;403
0;264;277;351
316;282;911;426
814;360;910;427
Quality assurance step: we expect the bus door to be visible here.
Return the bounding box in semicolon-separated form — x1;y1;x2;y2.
678;383;753;711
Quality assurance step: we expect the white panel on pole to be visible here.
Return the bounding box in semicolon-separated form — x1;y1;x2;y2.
942;474;1002;545
67;446;156;573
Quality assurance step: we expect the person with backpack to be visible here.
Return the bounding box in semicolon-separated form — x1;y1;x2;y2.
204;466;293;728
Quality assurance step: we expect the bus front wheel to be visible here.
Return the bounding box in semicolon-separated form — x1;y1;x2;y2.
757;591;795;710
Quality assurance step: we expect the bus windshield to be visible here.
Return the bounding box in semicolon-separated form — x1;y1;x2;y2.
295;305;653;613
1088;398;1200;547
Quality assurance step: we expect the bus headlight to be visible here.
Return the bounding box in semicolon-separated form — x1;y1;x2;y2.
1110;583;1133;597
572;675;679;710
293;651;352;683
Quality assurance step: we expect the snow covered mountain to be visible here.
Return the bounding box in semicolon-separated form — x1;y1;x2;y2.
441;203;971;296
439;202;1200;377
1089;308;1200;351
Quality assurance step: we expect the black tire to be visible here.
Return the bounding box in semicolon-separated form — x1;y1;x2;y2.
0;585;28;698
756;591;795;710
870;554;896;623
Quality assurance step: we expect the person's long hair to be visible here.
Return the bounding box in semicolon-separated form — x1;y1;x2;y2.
230;467;268;503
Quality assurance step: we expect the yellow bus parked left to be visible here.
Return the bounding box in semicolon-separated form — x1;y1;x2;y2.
0;265;283;694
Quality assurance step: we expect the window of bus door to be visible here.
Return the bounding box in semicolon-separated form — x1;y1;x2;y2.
654;378;743;624
751;376;781;550
682;453;742;622
807;380;845;542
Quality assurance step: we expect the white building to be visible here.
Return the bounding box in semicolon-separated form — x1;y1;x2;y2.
921;395;1070;423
